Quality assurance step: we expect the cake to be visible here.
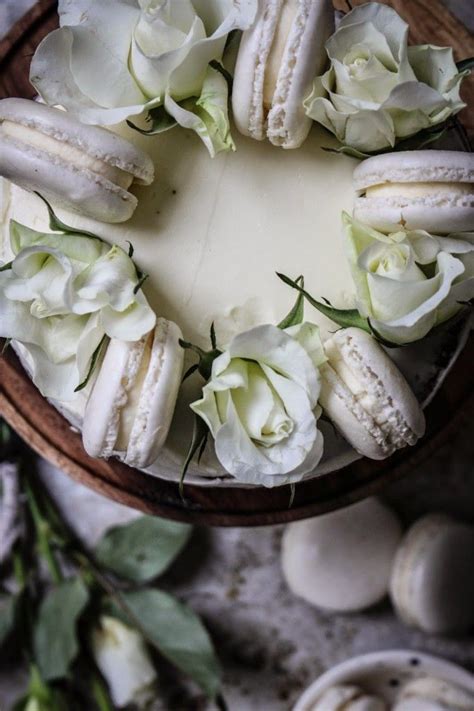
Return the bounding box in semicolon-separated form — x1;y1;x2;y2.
0;0;473;490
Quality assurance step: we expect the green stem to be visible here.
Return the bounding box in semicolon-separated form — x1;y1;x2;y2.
24;478;63;584
91;671;114;711
13;550;27;589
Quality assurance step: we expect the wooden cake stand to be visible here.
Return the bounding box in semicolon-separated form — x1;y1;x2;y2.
1;0;473;525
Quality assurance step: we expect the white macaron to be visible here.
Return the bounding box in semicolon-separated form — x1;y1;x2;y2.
0;98;154;223
309;685;387;711
393;677;474;711
353;150;474;234
232;0;334;148
389;514;474;635
281;498;402;612
82;318;184;468
318;328;425;460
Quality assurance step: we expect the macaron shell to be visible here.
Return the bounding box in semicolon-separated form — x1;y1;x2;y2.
281;498;402;612
0;134;138;223
353;151;474;193
125;318;184;468
0;97;154;183
232;0;280;141
82;336;147;459
309;684;362;710
390;514;474;634
319;361;390;459
267;0;334;149
392;700;453;711
353;197;474;234
333;329;425;438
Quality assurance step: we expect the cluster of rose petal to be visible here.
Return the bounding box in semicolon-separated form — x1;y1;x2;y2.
343;213;474;344
30;0;258;156
0;221;155;400
305;3;468;153
191;322;327;487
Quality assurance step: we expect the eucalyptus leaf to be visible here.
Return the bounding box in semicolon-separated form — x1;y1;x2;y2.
0;593;18;646
112;589;222;700
278;275;305;328
277;273;371;333
127;106;177;136
95;516;192;583
34;578;90;681
322;144;370;159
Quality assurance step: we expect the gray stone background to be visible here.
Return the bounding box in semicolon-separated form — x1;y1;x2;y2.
0;2;473;710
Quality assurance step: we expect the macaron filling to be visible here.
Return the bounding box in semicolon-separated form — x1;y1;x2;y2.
364;182;474;200
262;0;298;111
115;331;154;452
0;120;134;190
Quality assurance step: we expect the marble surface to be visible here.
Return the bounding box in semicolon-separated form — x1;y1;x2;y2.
0;2;473;711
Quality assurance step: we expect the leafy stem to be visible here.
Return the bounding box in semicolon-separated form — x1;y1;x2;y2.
23;477;63;585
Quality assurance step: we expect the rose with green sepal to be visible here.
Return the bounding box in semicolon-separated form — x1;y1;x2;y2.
0;204;155;399
343;213;474;345
304;3;471;155
30;0;257;157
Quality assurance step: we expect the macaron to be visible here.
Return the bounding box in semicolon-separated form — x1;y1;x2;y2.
232;0;334;148
0;98;154;223
394;676;474;711
281;498;402;612
82;318;184;468
353;150;474;234
389;514;474;635
318;328;425;460
309;685;387;711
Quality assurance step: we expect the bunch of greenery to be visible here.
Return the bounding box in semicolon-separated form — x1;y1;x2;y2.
0;421;223;710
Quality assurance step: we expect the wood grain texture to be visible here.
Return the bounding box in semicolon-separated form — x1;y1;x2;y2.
0;0;473;525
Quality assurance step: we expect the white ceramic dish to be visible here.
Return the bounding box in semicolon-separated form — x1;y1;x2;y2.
293;651;474;711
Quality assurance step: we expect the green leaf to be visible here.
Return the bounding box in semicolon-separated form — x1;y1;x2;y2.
133;271;149;295
13;665;70;711
277;273;371;333
457;57;474;73
113;589;222;699
34;578;90;681
74;336;107;392
1;338;12;355
179;339;222;381
322;144;370;159
127;106;177;136
0;594;18;646
94;516;192;583
0;260;13;272
278;275;305;328
180;414;210;498
34;193;99;239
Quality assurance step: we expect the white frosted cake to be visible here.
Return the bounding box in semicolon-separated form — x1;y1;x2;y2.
0;0;473;489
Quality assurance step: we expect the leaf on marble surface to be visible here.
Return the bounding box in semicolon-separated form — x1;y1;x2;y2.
94;516;192;583
33;578;90;681
108;589;222;700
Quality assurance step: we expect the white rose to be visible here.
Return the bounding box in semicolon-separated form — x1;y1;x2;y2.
191;323;326;487
343;212;474;344
91;615;157;709
30;0;257;156
0;220;155;399
304;3;468;153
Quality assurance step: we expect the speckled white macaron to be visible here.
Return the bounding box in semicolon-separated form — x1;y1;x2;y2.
82;318;184;468
281;498;402;612
393;676;474;711
353;151;474;234
319;328;425;460
232;0;334;148
389;514;474;635
0;98;154;223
